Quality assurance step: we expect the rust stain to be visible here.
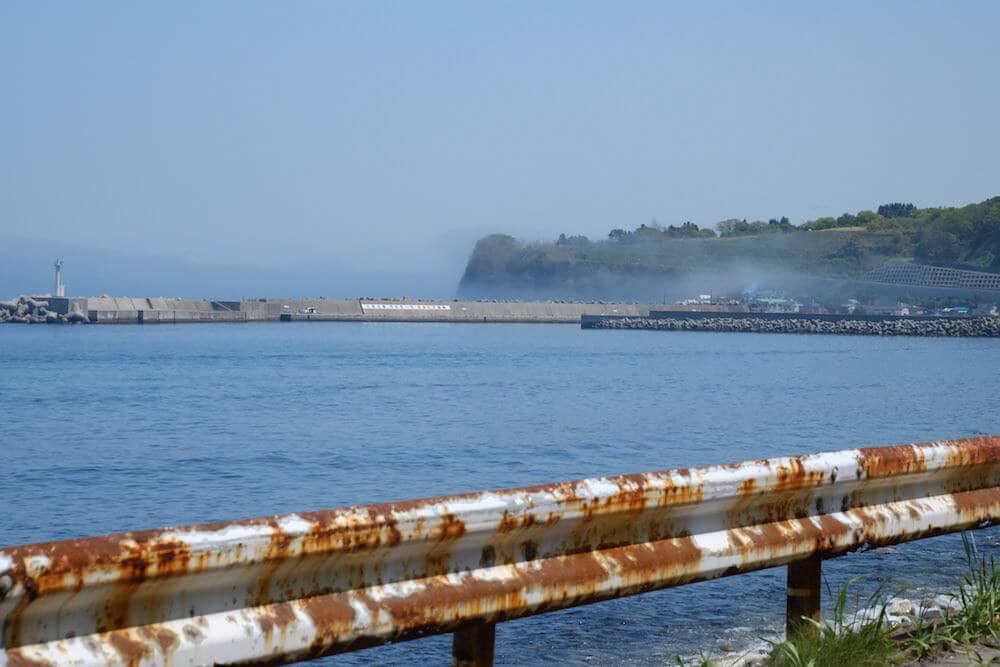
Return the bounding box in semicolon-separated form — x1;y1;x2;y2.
497;512;518;533
181;624;204;643
386;521;402;547
4;534;194;598
107;629;152;667
297;534;708;647
137;624;180;659
437;515;467;541
605;487;648;515
857;444;927;478
943;436;1000;468
1;651;56;667
774;458;825;493
297;594;357;654
256;600;299;643
610;535;704;587
95;551;148;634
949;486;1000;515
249;519;296;608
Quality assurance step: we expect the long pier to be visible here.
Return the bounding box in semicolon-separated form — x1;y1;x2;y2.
6;296;744;325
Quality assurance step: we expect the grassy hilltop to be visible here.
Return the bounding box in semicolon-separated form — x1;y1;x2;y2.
458;197;1000;299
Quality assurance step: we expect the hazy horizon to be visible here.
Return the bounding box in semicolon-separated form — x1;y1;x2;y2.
3;2;999;298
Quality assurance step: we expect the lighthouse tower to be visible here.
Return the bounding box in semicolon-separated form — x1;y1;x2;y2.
54;259;65;297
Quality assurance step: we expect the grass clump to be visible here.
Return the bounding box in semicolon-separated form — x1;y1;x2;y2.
902;536;1000;661
767;535;1000;667
769;577;898;667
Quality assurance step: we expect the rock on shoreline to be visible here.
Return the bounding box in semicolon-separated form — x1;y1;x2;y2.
592;316;1000;338
0;296;87;324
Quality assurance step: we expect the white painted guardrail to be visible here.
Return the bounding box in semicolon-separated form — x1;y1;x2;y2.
1;436;999;666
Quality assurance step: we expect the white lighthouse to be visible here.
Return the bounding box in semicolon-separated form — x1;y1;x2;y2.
54;259;65;297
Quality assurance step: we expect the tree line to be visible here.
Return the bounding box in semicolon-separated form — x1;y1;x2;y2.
570;198;1000;271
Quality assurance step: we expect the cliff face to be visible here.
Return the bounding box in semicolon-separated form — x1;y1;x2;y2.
457;197;1000;300
458;234;666;300
457;231;894;300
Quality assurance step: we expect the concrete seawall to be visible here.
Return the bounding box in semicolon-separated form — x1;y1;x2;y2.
282;300;664;323
3;296;747;325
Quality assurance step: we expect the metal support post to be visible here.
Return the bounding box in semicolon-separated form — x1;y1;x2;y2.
786;554;822;636
452;620;496;667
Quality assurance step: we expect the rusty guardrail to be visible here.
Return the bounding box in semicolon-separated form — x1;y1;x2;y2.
2;436;1000;666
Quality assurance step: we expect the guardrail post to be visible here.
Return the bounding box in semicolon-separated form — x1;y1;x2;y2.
452;620;496;667
786;554;822;636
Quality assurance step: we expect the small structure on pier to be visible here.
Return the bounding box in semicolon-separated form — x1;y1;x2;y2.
53;259;65;297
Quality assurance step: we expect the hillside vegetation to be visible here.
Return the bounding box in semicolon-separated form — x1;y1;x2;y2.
459;197;1000;296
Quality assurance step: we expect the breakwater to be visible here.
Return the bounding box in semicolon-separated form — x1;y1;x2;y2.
0;295;745;325
583;313;1000;337
247;298;739;324
0;296;87;324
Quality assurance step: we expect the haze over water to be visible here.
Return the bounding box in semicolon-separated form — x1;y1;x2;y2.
3;323;999;664
3;3;999;297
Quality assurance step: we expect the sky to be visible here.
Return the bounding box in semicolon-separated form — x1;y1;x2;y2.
2;1;999;298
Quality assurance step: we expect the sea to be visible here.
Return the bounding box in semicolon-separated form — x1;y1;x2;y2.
2;322;999;665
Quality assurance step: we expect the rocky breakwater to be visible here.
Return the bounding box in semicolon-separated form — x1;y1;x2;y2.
593;315;1000;337
0;297;87;324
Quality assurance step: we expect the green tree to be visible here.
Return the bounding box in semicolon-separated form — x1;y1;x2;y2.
915;227;962;264
802;217;837;231
877;202;916;218
855;210;880;226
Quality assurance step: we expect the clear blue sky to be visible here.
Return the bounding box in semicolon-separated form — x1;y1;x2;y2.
2;2;998;297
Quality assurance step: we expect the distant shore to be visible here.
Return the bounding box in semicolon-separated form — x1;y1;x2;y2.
7;295;999;335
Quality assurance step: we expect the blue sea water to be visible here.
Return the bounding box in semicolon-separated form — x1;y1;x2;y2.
1;322;999;664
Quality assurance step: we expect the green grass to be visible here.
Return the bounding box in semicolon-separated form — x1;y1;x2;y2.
768;577;898;667
764;534;1000;667
901;536;1000;661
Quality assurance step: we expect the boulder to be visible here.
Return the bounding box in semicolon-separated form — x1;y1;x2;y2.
886;597;915;617
932;594;963;613
920;607;944;621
